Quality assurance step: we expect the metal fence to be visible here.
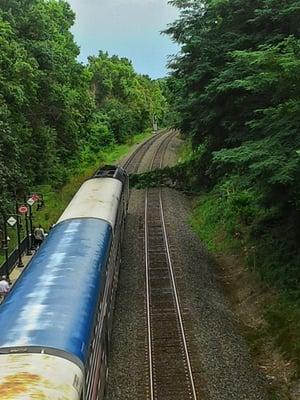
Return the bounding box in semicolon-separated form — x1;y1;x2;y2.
0;236;30;276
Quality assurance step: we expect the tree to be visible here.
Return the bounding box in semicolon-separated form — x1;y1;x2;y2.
88;52;166;143
166;0;300;292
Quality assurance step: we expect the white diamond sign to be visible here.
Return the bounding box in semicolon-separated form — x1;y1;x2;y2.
7;217;17;227
27;198;35;206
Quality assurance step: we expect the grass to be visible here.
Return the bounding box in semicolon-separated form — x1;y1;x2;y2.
190;190;300;385
190;192;242;254
265;299;300;374
0;130;152;265
176;137;192;163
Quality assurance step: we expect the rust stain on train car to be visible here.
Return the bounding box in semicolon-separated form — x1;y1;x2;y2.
0;372;71;399
0;372;44;399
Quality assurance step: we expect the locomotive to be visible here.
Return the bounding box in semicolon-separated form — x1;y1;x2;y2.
0;165;128;399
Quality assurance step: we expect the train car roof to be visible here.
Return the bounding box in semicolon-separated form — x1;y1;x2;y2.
0;353;83;399
57;177;122;228
0;218;112;365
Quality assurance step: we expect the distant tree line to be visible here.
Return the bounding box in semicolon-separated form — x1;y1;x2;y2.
0;0;166;209
167;0;300;295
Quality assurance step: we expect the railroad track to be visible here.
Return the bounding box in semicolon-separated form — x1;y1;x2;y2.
144;132;199;400
122;129;172;173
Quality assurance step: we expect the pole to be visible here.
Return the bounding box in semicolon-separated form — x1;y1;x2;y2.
2;215;9;279
28;204;34;250
15;200;24;268
24;196;32;255
25;213;32;255
153;114;158;133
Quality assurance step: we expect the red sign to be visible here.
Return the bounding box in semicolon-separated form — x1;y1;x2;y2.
31;194;40;202
18;205;28;214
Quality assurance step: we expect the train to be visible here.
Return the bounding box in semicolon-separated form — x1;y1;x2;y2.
0;165;129;400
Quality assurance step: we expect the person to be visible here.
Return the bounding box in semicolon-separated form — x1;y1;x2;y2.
0;276;10;300
34;225;45;248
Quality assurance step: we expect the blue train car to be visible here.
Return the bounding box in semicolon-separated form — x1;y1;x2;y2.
0;166;128;400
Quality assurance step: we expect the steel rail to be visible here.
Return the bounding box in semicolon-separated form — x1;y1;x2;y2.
158;192;198;400
158;134;198;398
122;129;170;172
144;188;154;400
144;130;176;400
144;130;198;400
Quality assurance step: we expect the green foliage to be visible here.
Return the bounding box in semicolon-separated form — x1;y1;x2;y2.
157;77;181;126
0;1;168;216
88;52;167;143
190;183;262;253
166;0;300;298
31;129;152;230
265;299;300;373
0;129;152;265
167;1;300;376
190;186;300;377
0;0;89;195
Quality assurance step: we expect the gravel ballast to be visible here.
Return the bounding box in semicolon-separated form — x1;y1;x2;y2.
160;186;268;399
105;133;269;399
105;134;170;400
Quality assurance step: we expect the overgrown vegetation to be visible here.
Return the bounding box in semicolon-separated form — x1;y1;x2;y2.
0;0;167;214
0;129;152;266
165;0;300;294
31;130;152;232
163;0;300;374
0;0;167;265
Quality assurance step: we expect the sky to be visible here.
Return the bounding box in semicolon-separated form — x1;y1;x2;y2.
67;0;179;78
